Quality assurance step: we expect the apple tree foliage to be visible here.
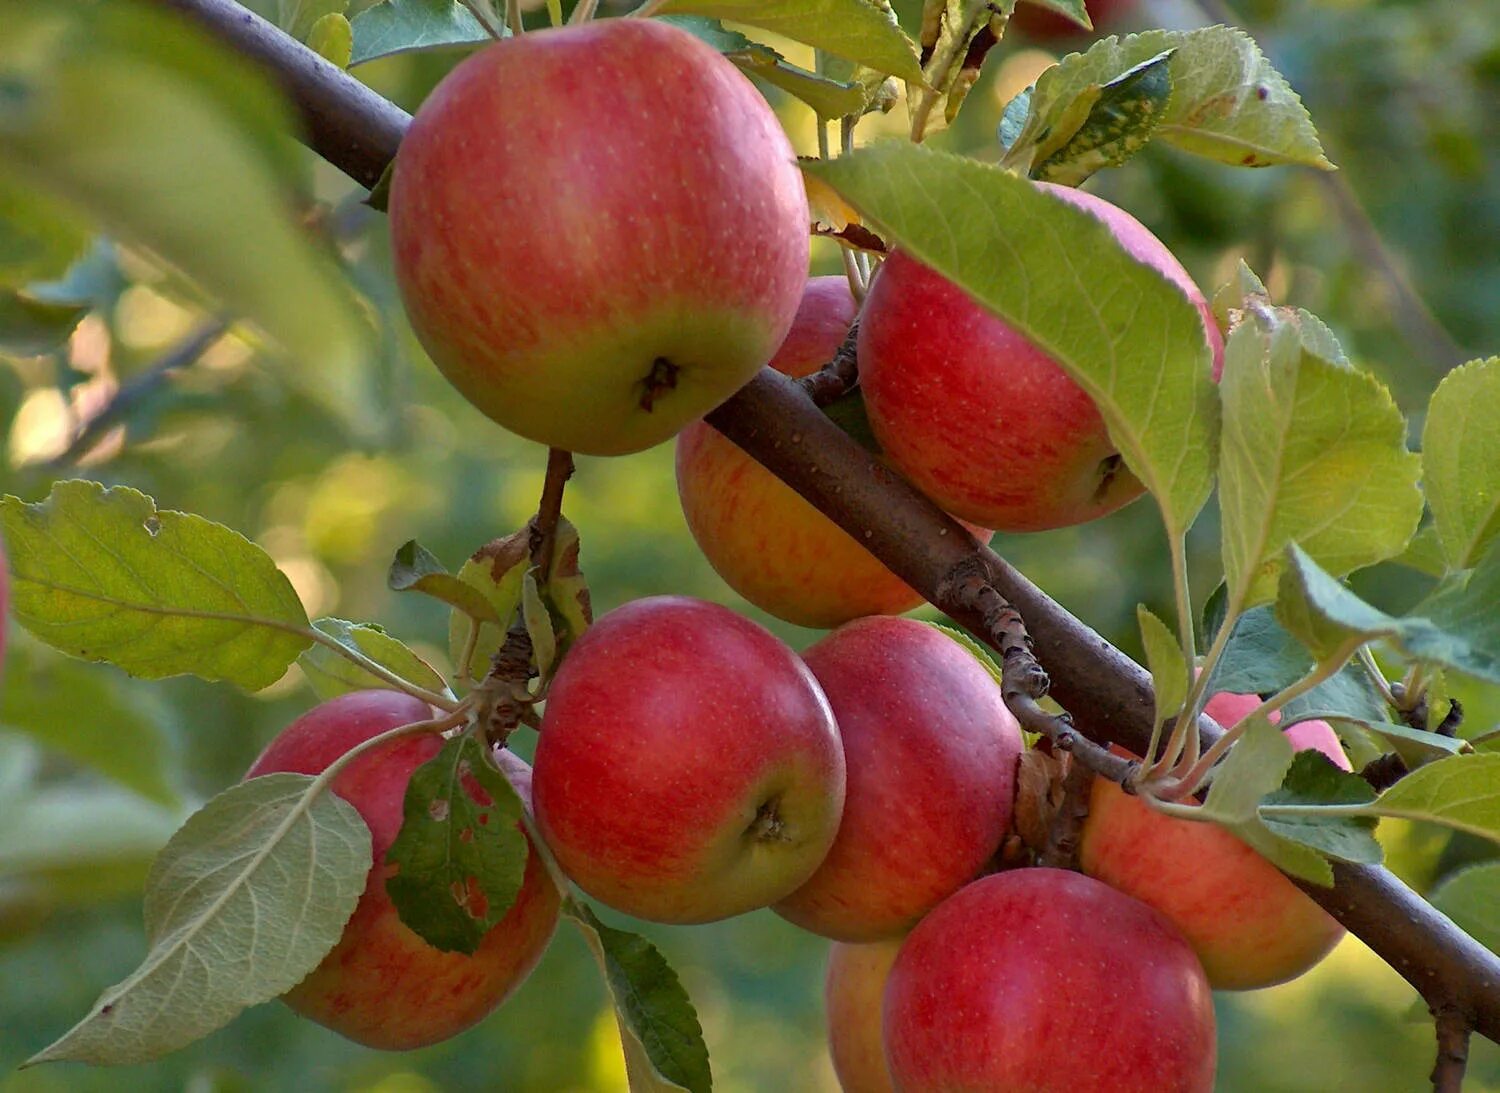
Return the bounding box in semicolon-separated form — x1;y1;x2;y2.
1;0;1499;1088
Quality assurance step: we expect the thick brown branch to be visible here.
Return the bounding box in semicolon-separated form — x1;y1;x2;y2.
145;0;1500;1048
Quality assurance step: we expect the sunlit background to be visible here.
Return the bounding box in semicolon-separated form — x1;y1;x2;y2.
2;0;1499;1089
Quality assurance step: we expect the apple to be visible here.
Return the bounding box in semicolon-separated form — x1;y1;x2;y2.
677;278;993;628
884;868;1216;1093
825;938;902;1093
1078;690;1349;990
1012;0;1138;41
857;182;1224;532
244;690;560;1049
389;19;809;456
532;596;845;923
774;617;1022;940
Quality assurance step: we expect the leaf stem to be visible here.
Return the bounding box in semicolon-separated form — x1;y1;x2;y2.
1144;535;1201;775
504;0;522;36
458;0;506;39
1358;645;1398;709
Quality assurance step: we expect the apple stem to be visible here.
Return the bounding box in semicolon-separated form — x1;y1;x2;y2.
531;447;575;578
1037;757;1094;870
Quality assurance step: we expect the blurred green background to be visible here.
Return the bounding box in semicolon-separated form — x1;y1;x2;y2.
2;0;1498;1089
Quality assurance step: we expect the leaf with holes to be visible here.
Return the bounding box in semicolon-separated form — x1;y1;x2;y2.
566;898;712;1093
385;733;528;954
0;481;309;690
24;773;369;1065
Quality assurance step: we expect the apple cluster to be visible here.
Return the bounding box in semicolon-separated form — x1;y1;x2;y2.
256;14;1346;1087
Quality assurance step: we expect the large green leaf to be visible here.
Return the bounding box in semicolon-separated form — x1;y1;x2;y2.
655;0;924;84
25;773;370;1066
1277;544;1500;684
0;481;311;690
567;899;712;1093
1219;307;1422;609
0;1;373;428
385;734;528;955
298;618;449;701
1429;863;1500;955
348;0;493;66
1002;27;1331;174
1;644;177;804
803;142;1219;539
1422;358;1500;569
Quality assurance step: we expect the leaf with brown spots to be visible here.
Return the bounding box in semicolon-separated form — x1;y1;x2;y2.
385;731;528;954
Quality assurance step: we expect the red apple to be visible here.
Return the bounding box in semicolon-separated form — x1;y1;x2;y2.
825;938;902;1093
1078;691;1349;990
884;868;1216;1093
1012;0;1138;41
532;596;845;923
677;278;993;628
389;19;809;456
775;617;1022;940
244;690;560;1049
858;182;1224;532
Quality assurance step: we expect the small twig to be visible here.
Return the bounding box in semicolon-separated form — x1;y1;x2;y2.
1434;698;1464;738
476;618;534;748
1038;757;1094;870
798;321;861;407
1431;1007;1472;1093
1359;645;1400;710
458;0;506;39
529;447;574;577
939;557;1138;786
46;317;229;469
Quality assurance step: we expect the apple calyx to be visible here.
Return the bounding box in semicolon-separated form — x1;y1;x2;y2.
638;357;681;412
746;795;791;844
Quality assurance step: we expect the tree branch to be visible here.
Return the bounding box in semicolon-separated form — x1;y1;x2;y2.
1432;1006;1472;1093
146;0;1500;1048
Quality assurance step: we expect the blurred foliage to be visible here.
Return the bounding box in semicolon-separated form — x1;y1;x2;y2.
1;0;1498;1089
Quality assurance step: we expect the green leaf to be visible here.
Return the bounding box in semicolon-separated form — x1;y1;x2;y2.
522;570;557;683
349;0;493;66
566;899;712;1093
1277;544;1500;685
385;733;528;955
660;16;869;120
1259;750;1382;864
0;291;88;356
1015;0;1089;25
654;0;924;84
0;175;90;288
1206;605;1313;695
0;2;374;429
1429;862;1500;954
0;644;177;804
1364;754;1500;846
1137;604;1186;723
307;12;354;67
25;773;370;1066
1219;305;1422;609
389;539;501;622
447;533;531;682
542;516;592;656
1003;28;1330;173
1202;714;1292;824
1321;716;1467;768
0;480;310;690
1229;812;1335;886
915;0;1005;135
278;0;348;41
298;618;449;701
1423;358;1500;569
1392;523;1449;578
803;142;1219;540
1032;50;1174;187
